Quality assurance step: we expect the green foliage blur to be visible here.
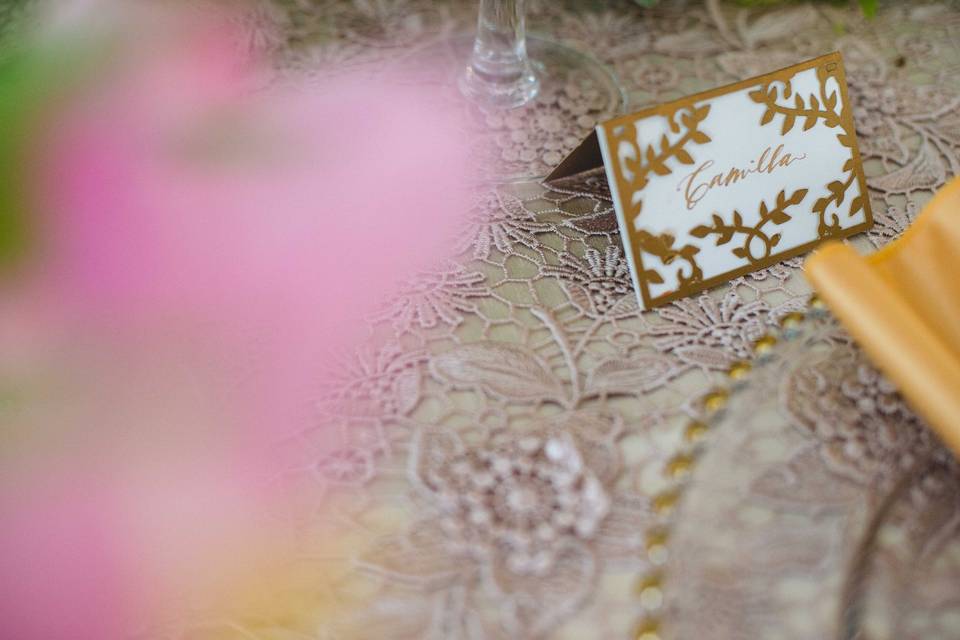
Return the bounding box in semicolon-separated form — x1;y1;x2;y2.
0;17;111;274
632;0;879;17
731;0;877;17
0;47;45;272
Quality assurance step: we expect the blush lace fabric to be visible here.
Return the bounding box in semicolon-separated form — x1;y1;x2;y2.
114;1;960;638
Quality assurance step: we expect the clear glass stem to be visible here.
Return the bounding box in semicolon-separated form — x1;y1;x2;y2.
460;0;539;108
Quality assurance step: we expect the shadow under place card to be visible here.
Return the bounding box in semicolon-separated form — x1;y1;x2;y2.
546;52;872;311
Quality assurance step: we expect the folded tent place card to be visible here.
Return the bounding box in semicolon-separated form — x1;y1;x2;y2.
546;52;872;310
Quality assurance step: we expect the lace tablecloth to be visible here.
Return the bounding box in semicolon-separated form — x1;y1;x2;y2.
163;1;960;638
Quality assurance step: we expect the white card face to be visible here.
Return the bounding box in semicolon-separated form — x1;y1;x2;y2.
596;52;872;310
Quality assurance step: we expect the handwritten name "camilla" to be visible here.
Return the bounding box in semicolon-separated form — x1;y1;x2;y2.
676;144;807;210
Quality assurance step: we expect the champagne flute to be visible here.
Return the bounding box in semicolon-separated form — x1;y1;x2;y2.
459;0;540;108
460;0;626;181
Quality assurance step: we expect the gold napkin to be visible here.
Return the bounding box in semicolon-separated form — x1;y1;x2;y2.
805;176;960;457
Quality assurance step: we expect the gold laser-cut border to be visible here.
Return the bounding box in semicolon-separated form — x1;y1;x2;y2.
599;52;873;310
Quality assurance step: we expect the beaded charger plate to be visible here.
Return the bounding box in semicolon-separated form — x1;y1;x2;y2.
662;308;960;640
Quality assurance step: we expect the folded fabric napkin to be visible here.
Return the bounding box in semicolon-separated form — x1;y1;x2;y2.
806;176;960;457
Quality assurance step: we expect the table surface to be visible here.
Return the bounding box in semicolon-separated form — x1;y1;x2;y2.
128;1;960;638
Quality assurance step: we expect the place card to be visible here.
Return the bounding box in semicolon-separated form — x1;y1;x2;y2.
546;52;872;310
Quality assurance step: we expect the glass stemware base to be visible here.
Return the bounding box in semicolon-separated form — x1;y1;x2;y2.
402;34;626;184
459;43;540;110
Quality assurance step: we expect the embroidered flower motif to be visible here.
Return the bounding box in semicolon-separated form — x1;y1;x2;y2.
542;245;639;318
358;411;649;637
279;415;390;502
456;191;553;261
848;74;902;137
315;446;376;485
841;46;959;192
323;342;424;417
868;198;917;247
426;432;609;576
379;265;486;332
631;60;680;96
783;353;956;488
648;290;768;369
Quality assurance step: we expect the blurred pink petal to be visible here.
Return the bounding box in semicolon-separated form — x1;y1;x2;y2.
0;473;136;640
2;2;475;638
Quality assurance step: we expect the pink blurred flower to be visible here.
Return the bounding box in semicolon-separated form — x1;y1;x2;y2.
0;2;475;638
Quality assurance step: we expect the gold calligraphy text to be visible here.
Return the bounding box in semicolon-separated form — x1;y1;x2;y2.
676;144;807;210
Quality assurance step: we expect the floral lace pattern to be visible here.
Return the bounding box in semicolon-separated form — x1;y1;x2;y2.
377;265;487;333
479;80;620;177
342;411;652;638
143;1;960;638
649;290;768;370
784;356;955;487
540;246;638;319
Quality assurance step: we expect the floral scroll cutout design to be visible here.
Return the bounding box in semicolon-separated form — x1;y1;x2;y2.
634;229;704;294
599;52;872;310
691;187;807;264
606;103;713;222
749;61;868;236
